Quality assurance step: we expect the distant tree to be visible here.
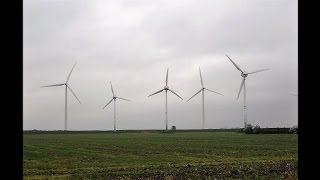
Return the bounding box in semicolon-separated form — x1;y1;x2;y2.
289;125;298;134
244;124;253;134
239;128;245;133
253;125;261;134
171;126;176;131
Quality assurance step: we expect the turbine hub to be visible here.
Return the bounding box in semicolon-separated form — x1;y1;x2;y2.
241;73;248;78
164;86;169;90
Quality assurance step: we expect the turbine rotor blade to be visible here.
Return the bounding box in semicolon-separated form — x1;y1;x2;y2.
205;88;224;96
199;67;204;88
289;93;298;96
187;89;202;102
226;55;243;73
41;83;65;88
117;97;130;101
246;68;270;74
110;81;114;96
168;89;183;100
237;78;245;100
103;98;114;109
66;62;77;83
67;85;81;104
166;68;169;86
148;89;164;97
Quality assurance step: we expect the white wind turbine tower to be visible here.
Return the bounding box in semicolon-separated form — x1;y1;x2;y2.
187;67;224;129
148;68;183;131
103;81;130;132
226;55;269;128
41;62;81;131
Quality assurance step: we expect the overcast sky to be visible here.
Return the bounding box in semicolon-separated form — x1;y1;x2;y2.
23;0;297;130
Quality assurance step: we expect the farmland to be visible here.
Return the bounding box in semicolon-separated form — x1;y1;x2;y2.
23;131;297;179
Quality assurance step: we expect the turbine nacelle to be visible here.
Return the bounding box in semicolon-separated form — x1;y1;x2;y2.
241;72;248;78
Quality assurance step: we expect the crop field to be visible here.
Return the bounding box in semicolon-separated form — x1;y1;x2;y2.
23;131;297;179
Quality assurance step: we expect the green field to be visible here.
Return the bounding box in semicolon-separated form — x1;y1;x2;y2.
23;132;297;179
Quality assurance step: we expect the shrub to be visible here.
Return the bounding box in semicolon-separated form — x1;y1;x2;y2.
289;126;298;134
253;125;261;134
244;124;253;134
238;128;245;133
171;126;176;131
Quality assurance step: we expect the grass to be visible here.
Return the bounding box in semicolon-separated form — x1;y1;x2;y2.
23;132;297;179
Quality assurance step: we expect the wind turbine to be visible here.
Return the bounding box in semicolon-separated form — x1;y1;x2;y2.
103;81;130;132
187;67;224;129
148;68;183;131
226;55;269;128
41;62;81;131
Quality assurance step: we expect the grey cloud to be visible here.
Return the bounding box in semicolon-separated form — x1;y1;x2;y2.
23;0;297;130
